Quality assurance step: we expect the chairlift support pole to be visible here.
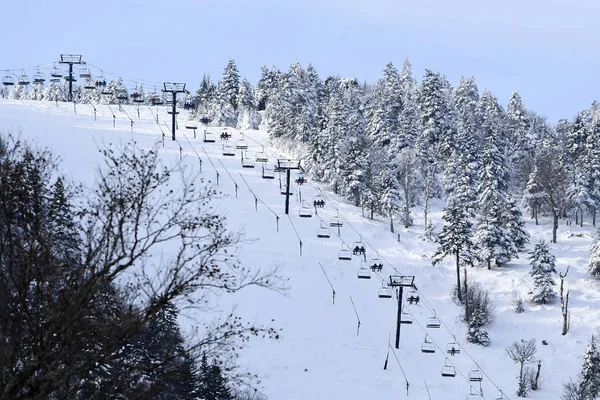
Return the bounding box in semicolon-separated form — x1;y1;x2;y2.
59;54;83;102
388;275;415;349
162;82;186;141
277;159;302;215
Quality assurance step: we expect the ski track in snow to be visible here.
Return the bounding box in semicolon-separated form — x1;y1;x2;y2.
1;99;599;400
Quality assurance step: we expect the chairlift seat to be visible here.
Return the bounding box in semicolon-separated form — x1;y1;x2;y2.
426;317;441;329
298;202;313;217
468;370;483;382
441;365;456;377
18;75;30;85
378;287;392;298
84;83;95;90
357;268;371;279
242;159;255;168
222;145;236;157
204;132;216;143
2;75;14;86
186;121;199;129
400;312;413;324
446;343;460;355
262;166;275;179
235;139;248;149
338;249;352;260
255;152;268;163
133;97;145;103
317;227;330;238
330;217;343;228
421;341;436;353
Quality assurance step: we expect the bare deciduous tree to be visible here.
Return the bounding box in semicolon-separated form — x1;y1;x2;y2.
506;339;537;397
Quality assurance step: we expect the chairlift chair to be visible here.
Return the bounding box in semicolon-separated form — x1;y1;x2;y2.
50;65;62;78
338;245;352;261
298;201;313;218
426;311;441;329
421;335;436;353
101;88;112;96
369;257;384;272
317;221;330;238
33;71;45;84
235;138;248;149
222;143;236;157
262;164;275;179
468;367;483;382
378;281;392;298
329;215;343;228
441;359;457;377
18;71;30;86
133;96;145;103
79;68;91;79
83;79;95;90
352;237;366;256
116;92;128;100
2;72;14;86
204;131;216;143
242;152;255;168
255;146;268;162
446;339;460;355
466;386;481;400
312;194;325;209
295;173;306;185
400;311;413;324
357;262;371;279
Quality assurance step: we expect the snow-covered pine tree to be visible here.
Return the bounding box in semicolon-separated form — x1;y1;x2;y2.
579;336;600;399
584;116;600;226
396;147;421;228
198;354;233;400
474;202;514;269
506;91;533;187
220;59;240;111
433;197;477;302
43;81;64;102
101;77;127;104
503;195;530;255
10;82;29;100
466;308;490;346
528;239;557;304
236;78;260;130
30;81;45;101
589;231;600;277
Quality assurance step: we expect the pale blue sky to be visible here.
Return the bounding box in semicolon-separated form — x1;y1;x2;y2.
1;0;598;122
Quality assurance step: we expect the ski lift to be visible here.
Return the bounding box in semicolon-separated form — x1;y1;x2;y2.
295;173;306;185
369;257;384;272
441;359;457;377
352;236;366;256
357;261;371;279
203;131;216;143
116;92;128;100
2;71;14;86
101;88;112;96
255;147;268;163
466;386;481;400
330;211;343;228
312;194;325;209
426;310;441;329
468;365;483;382
338;245;352;261
130;91;141;99
133;96;145;103
18;71;30;86
400;311;413;324
262;164;275;179
222;143;236;157
421;335;436;353
51;65;62;78
235;138;248;149
79;67;91;78
242;152;255;168
298;201;313;218
446;337;460;355
378;282;392;299
84;79;95;90
33;70;45;84
317;221;330;238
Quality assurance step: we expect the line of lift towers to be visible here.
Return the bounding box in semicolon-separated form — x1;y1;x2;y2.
2;55;499;399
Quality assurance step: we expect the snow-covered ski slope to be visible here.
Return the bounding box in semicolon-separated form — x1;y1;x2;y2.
1;99;599;400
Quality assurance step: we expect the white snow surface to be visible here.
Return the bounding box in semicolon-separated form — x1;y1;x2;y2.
1;100;599;400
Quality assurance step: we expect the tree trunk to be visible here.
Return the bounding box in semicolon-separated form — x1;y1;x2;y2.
370;206;374;220
487;257;491;270
562;291;569;335
464;268;469;321
519;361;524;381
552;212;559;243
404;177;411;228
533;361;541;390
575;209;579;225
535;205;539;225
390;213;394;234
580;208;583;227
455;250;462;303
593;207;596;227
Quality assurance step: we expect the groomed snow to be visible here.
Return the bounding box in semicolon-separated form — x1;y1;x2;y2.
1;99;599;399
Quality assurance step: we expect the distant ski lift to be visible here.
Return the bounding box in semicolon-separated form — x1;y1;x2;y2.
18;71;30;86
84;79;95;90
317;221;331;238
298;201;313;218
222;143;236;157
133;95;145;103
51;65;62;78
255;146;268;163
235;138;248;149
312;194;325;208
329;211;343;228
186;120;198;130
400;311;413;324
130;91;141;99
357;261;372;279
262;164;275;179
426;310;441;329
295;172;306;185
446;338;460;355
2;71;14;86
116;92;128;100
466;386;481;400
150;95;163;105
79;68;91;78
378;283;392;299
421;335;436;353
101;88;112;96
369;257;383;272
338;245;352;261
441;359;457;377
352;236;366;256
33;70;45;84
242;152;255;168
468;366;483;382
204;131;216;143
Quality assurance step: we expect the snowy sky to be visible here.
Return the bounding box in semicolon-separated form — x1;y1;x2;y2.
2;0;598;122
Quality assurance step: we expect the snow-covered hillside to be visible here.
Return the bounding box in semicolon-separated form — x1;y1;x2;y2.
1;99;598;399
